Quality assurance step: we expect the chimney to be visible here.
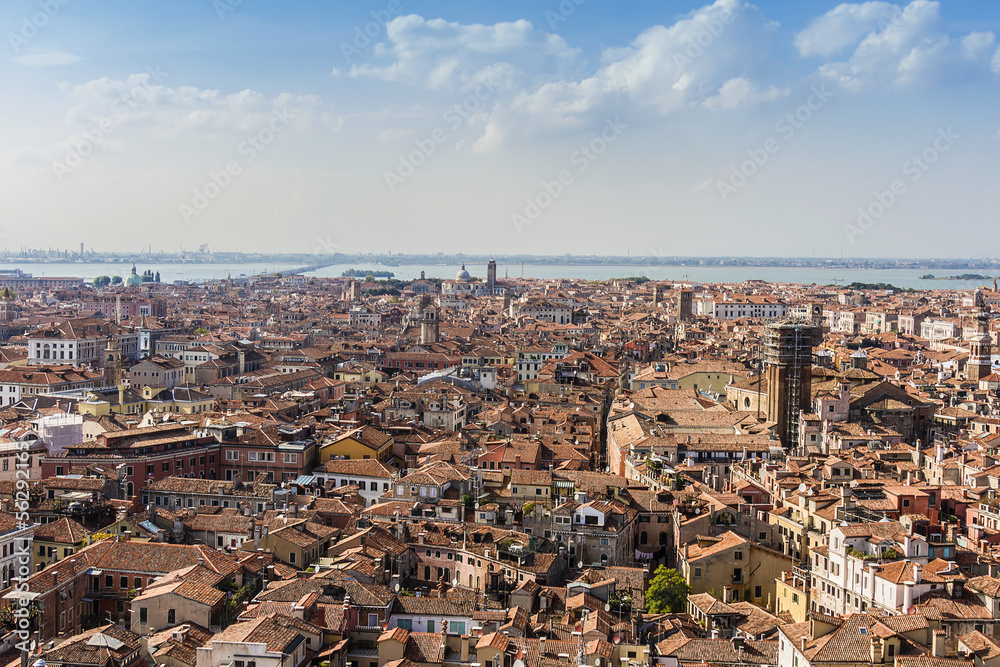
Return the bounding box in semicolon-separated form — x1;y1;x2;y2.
902;581;914;612
123;531;131;542
800;636;807;653
239;350;246;375
913;563;922;584
932;629;945;657
722;585;732;604
870;636;883;664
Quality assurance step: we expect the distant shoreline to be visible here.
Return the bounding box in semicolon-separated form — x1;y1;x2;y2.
4;256;1000;272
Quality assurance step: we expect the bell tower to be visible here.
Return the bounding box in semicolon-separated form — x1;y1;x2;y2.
968;289;993;383
420;306;440;345
103;336;123;387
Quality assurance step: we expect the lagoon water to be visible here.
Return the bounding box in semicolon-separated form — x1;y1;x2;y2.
3;261;996;291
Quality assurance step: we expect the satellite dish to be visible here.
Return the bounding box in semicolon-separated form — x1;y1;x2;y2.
798;483;807;493
604;603;611;612
694;508;700;515
578;560;584;569
595;659;601;667
394;583;401;592
613;634;621;645
452;578;459;586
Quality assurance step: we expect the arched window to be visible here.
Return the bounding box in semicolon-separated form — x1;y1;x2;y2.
126;482;134;497
424;566;431;580
600;554;608;567
640;531;648;545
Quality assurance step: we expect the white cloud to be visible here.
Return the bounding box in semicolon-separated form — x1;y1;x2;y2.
471;120;503;153
794;2;900;58
347;15;578;91
802;1;998;91
58;73;319;136
702;77;788;109
13;50;82;68
509;0;780;125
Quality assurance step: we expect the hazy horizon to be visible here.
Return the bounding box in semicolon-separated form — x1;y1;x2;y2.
4;0;998;257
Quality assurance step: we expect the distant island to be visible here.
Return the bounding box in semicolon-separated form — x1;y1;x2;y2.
919;273;993;280
342;269;395;278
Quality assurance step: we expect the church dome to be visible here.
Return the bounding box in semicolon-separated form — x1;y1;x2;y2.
456;265;470;282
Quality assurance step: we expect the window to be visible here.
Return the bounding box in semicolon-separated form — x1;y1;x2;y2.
903;498;910;508
289;552;296;564
733;568;742;583
121;576;128;588
162;461;170;472
755;586;762;599
105;575;113;588
427;620;435;633
140;607;147;623
368;613;378;627
694;567;702;579
226;450;238;461
167;609;175;624
735;551;743;561
398;619;413;630
450;621;466;634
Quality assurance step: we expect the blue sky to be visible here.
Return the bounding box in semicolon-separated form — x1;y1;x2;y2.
3;0;999;257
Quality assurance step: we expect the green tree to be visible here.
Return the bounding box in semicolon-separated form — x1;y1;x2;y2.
93;275;111;287
645;566;691;613
194;327;209;335
111;275;123;285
